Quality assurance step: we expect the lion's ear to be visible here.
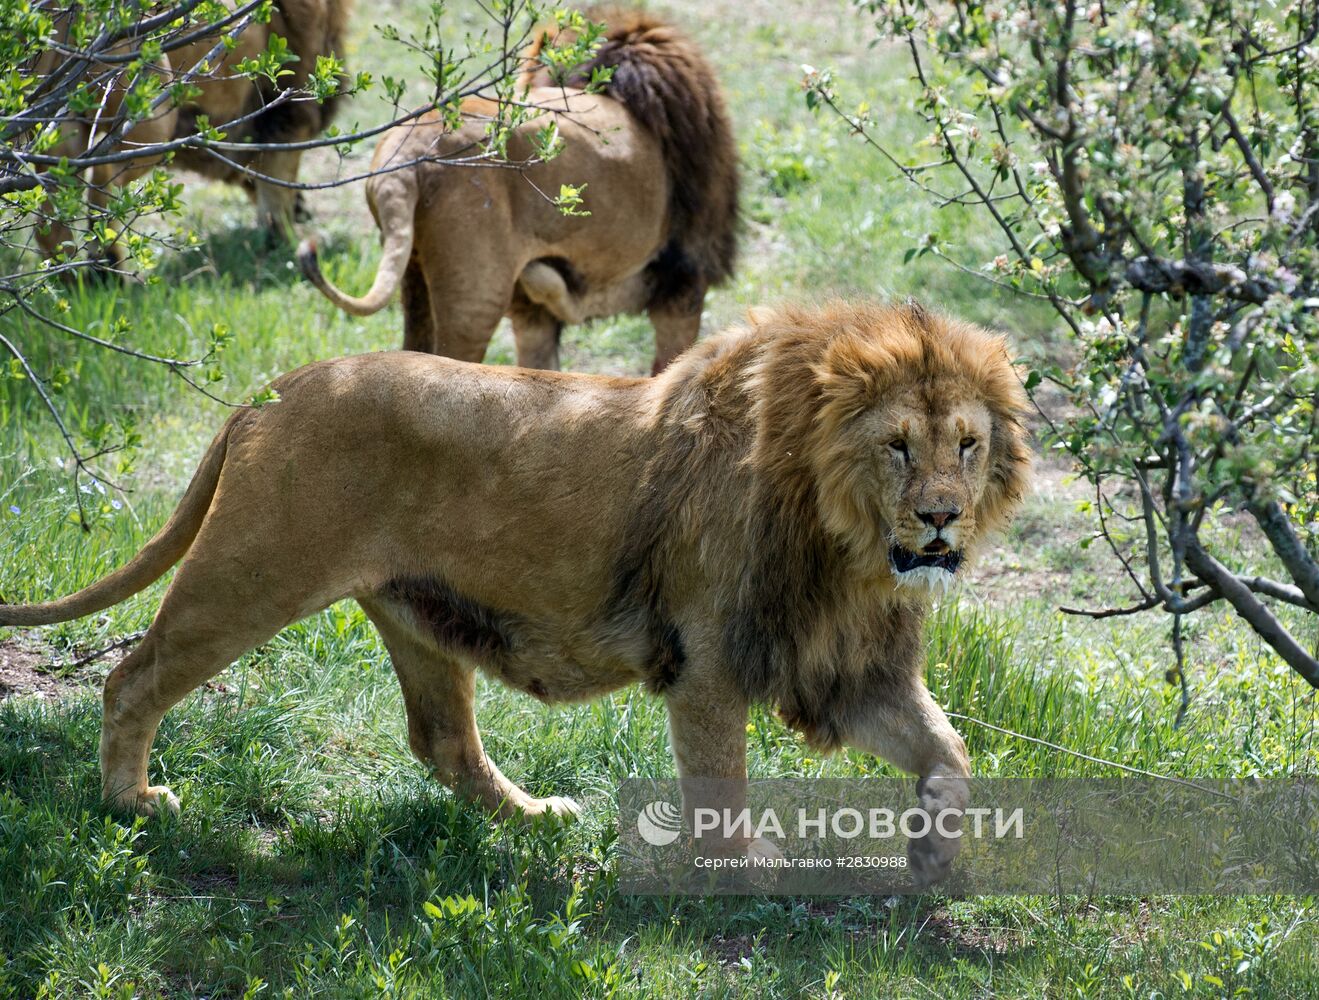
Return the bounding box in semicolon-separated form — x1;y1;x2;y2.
981;412;1033;533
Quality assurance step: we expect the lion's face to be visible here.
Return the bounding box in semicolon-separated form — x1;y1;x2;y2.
857;385;996;589
787;304;1032;593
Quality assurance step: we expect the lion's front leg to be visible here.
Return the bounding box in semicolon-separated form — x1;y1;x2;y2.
665;679;780;864
647;297;704;375
844;683;970;888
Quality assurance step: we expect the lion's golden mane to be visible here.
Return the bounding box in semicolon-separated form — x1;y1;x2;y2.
613;301;1032;747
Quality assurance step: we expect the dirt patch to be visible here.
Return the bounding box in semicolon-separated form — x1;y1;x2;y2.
918;907;1028;956
969;452;1096;603
708;931;764;967
965;376;1142;612
176;865;245;897
0;637;73;701
0;634;134;701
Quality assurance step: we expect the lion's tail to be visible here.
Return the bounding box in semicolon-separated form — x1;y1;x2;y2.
296;171;417;317
0;419;233;627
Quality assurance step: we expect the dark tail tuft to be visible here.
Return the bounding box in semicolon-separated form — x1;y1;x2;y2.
296;238;321;285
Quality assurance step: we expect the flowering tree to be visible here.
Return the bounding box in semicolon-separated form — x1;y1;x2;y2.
807;0;1319;691
0;0;600;522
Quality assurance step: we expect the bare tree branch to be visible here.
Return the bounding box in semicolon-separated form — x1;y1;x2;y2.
1185;541;1319;688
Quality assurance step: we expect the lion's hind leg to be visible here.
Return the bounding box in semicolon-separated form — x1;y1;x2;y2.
98;509;339;817
360;598;579;822
400;257;433;353
100;634;182;817
509;296;563;371
99;594;294;817
411;213;517;362
648;295;704;375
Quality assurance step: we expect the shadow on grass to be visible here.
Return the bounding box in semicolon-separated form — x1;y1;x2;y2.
0;687;1034;995
134;790;1034;994
164;793;1039;993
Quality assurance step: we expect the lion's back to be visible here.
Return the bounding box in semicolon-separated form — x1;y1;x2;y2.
257;352;655;475
170;0;352;152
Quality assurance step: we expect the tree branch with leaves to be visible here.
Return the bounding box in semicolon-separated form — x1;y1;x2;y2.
1;0;608;526
808;0;1319;689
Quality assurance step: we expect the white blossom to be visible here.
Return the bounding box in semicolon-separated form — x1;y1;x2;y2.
1272;190;1296;223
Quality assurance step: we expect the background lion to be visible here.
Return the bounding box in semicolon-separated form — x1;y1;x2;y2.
0;301;1029;885
297;7;739;374
34;0;352;262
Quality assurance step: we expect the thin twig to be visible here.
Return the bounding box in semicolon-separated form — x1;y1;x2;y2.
1060;597;1160;619
0;329;100;527
55;630;146;672
945;712;1235;799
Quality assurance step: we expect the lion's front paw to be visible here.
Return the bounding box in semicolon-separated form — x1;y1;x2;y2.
742;837;786;888
908;771;968;889
908;826;960;888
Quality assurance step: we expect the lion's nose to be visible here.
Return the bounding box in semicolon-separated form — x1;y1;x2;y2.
918;508;960;529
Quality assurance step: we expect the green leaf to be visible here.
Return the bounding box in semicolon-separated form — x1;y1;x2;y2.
553;183;590;217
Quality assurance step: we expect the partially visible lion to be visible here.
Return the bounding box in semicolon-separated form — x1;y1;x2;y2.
0;302;1030;885
297;7;738;374
33;0;352;262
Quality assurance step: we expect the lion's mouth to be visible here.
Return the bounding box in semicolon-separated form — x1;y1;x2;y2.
889;544;964;576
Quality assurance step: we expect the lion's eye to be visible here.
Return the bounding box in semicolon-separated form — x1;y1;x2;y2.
889;440;909;460
960;437;977;453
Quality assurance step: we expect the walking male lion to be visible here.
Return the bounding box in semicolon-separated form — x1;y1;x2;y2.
0;302;1030;885
297;7;738;374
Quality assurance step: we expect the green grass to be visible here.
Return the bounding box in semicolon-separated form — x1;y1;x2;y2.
1;605;1316;997
1;1;1317;997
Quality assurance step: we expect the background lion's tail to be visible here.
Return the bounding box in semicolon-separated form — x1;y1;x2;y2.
0;418;234;627
297;171;417;317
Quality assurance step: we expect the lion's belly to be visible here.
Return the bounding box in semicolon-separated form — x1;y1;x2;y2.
370;579;649;704
484;636;645;703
